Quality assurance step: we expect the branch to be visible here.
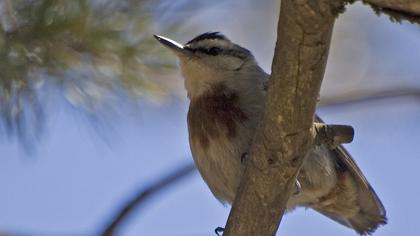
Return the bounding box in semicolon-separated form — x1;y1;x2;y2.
313;123;354;148
363;0;420;15
319;87;420;107
101;162;196;236
360;0;420;23
223;0;346;235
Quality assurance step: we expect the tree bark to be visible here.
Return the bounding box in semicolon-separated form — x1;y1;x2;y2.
223;0;345;235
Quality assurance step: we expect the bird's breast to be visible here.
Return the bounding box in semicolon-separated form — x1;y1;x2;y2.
187;83;251;202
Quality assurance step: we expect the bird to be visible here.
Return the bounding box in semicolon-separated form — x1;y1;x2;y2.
154;32;386;235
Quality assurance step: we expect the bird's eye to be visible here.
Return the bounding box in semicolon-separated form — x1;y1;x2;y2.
208;47;221;56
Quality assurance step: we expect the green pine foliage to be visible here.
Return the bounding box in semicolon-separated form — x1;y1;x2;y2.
0;0;180;143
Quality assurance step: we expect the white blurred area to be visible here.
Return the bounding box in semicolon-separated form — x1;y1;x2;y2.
0;1;419;236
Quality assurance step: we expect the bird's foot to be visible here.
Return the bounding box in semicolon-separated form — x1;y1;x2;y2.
294;179;301;195
215;227;224;236
240;152;248;163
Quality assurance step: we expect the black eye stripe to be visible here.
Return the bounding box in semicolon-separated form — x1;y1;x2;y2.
185;46;247;59
185;47;221;56
208;47;222;55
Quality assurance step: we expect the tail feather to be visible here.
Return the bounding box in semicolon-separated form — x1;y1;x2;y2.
313;145;387;235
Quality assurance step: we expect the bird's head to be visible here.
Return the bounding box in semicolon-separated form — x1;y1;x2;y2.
154;32;263;98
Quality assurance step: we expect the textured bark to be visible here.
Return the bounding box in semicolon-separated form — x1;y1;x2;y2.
223;0;345;235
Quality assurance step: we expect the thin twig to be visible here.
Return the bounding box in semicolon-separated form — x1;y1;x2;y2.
101;162;196;236
319;87;420;107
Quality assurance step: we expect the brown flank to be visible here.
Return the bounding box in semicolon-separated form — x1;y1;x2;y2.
188;83;248;150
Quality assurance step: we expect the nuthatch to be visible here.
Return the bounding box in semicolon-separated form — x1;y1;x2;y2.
155;32;386;235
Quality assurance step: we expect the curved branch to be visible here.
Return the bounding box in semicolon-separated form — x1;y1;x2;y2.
101;162;196;236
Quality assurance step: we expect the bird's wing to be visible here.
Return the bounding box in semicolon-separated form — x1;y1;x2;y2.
315;115;386;234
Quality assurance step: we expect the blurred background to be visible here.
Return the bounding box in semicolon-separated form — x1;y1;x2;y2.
0;0;419;235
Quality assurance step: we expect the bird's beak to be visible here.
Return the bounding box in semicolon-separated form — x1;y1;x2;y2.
153;34;190;57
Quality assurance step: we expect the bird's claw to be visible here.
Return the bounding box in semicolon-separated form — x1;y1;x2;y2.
215;227;225;236
294;179;301;195
240;152;248;163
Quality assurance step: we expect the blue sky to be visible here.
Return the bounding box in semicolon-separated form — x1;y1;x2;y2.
1;1;420;235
